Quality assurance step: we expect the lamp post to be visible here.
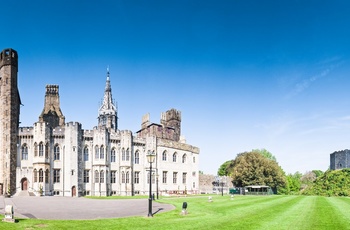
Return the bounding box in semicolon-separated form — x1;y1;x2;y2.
156;173;159;200
146;150;156;217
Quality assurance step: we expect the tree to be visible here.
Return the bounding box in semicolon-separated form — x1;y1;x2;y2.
227;151;285;193
218;160;232;176
285;172;302;194
252;148;277;161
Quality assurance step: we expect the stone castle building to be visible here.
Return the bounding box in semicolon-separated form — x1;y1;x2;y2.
330;150;350;170
0;48;200;197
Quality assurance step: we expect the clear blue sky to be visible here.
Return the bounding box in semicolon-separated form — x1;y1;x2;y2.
2;0;350;175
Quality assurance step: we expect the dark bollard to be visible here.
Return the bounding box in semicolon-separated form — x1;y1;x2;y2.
182;202;188;215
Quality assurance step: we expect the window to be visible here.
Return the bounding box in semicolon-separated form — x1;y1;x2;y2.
126;148;130;161
34;169;38;182
134;171;140;184
193;156;196;163
84;170;89;183
173;172;178;184
121;171;125;183
54;169;60;183
54;145;60;160
162;151;167;161
134;151;139;164
126;171;130;183
100;146;104;159
94;170;99;183
95;145;99;159
193;182;196;188
173;153;177;162
182;172;187;184
21;144;28;160
192;171;196;177
45;169;49;183
84;147;89;161
111;171;116;183
45;143;49;158
100;171;104;183
111;148;116;162
122;148;125;161
39;169;44;182
39;142;44;157
34;142;38;157
182;154;187;163
162;171;167;183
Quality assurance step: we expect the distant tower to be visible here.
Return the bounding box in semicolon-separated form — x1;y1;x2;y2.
98;67;118;130
0;48;21;196
38;85;65;128
161;109;181;141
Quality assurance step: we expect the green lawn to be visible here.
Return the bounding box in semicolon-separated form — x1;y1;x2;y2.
2;195;350;230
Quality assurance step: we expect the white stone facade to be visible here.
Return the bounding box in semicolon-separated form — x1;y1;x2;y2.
15;70;199;197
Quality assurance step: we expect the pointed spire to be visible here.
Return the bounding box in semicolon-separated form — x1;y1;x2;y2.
98;67;118;130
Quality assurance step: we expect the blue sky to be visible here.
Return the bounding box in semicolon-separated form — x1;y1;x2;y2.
2;0;350;175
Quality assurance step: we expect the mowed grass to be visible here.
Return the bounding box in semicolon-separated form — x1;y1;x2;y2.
2;195;350;230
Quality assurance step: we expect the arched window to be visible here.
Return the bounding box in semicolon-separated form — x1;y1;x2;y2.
122;171;125;183
126;171;130;183
111;148;116;162
84;146;89;161
34;142;38;157
126;148;130;161
45;142;49;158
95;170;99;183
122;148;125;161
100;146;104;159
39;169;44;182
100;170;104;183
45;169;49;183
134;151;139;164
39;142;44;157
21;144;28;160
54;144;60;160
95;145;99;159
162;151;167;161
173;152;177;162
34;169;38;182
182;154;187;163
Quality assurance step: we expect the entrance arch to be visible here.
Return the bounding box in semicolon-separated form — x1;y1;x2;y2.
21;178;28;191
72;186;76;197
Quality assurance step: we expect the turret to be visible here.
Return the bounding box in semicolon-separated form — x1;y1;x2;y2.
38;85;65;128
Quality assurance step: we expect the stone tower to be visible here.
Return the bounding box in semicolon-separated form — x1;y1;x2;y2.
98;68;118;130
39;85;65;128
161;108;181;141
0;48;21;196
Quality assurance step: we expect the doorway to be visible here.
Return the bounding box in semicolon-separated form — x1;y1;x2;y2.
21;178;28;190
72;186;76;197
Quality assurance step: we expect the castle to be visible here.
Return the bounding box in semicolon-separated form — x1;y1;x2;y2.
0;48;199;197
330;150;350;170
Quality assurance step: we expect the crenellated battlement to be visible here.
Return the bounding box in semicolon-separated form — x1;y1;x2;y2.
45;85;59;95
161;108;181;122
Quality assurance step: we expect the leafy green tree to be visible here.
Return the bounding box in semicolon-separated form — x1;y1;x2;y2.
252;148;277;162
217;160;232;176
227;151;286;193
285;172;302;194
302;169;350;196
312;170;324;178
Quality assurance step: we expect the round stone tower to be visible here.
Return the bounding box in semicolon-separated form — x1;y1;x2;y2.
0;48;20;196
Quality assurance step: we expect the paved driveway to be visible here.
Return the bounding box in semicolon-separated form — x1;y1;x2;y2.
0;196;175;220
